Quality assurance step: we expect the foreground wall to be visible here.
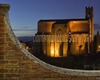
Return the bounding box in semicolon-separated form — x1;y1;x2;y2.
0;4;100;80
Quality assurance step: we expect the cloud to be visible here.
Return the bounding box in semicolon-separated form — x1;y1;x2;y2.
13;28;37;37
13;29;37;31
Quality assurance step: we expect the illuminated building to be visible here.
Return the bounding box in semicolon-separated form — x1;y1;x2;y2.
35;7;94;57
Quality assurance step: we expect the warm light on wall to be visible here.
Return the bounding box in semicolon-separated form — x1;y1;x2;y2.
97;45;100;52
51;46;60;57
50;43;60;57
51;47;54;57
98;45;100;49
55;48;59;57
68;21;89;33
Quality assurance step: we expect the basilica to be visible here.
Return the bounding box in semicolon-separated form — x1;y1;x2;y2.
35;7;94;57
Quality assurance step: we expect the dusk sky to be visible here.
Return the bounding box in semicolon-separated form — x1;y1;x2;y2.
0;0;100;36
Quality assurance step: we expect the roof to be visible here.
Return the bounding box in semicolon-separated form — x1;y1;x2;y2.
39;18;88;24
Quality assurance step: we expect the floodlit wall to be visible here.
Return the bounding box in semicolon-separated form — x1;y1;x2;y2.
68;21;89;33
38;21;55;33
70;34;89;55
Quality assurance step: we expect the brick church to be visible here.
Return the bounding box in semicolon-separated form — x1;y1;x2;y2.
35;7;94;57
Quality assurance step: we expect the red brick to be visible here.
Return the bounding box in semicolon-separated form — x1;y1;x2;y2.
0;38;6;44
19;68;34;73
51;73;60;78
95;77;100;80
5;73;20;78
19;59;32;64
8;68;19;73
0;24;5;27
0;28;6;32
0;46;6;50
45;78;62;80
0;60;8;64
0;68;9;73
33;73;51;78
0;74;4;77
0;51;7;55
4;64;19;69
0;33;6;38
63;78;71;80
9;60;18;63
0;55;4;59
0;15;4;20
60;74;72;78
88;77;96;80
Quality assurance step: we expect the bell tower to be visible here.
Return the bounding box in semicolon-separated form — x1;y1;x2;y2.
85;7;93;19
85;7;94;41
85;7;94;54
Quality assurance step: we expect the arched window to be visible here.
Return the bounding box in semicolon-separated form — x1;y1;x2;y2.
56;29;62;35
55;29;63;56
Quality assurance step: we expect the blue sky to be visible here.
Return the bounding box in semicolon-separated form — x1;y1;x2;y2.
0;0;100;36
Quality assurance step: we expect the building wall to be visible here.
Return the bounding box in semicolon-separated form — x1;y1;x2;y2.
0;4;99;80
51;23;68;57
68;21;89;33
38;21;55;33
70;34;89;55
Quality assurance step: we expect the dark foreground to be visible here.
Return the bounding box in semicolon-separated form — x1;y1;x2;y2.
32;52;100;70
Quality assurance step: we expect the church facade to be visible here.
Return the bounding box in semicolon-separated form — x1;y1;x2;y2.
35;7;94;57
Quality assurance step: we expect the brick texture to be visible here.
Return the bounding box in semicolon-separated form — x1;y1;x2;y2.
0;4;100;80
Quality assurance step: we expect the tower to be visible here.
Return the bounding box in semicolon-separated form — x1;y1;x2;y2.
85;7;93;19
85;7;94;40
85;7;94;53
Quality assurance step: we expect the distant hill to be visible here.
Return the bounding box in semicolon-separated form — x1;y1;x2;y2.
17;36;33;42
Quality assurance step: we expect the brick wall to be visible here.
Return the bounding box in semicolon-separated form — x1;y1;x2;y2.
0;4;100;80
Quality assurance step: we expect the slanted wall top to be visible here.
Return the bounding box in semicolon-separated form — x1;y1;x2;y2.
0;4;10;15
